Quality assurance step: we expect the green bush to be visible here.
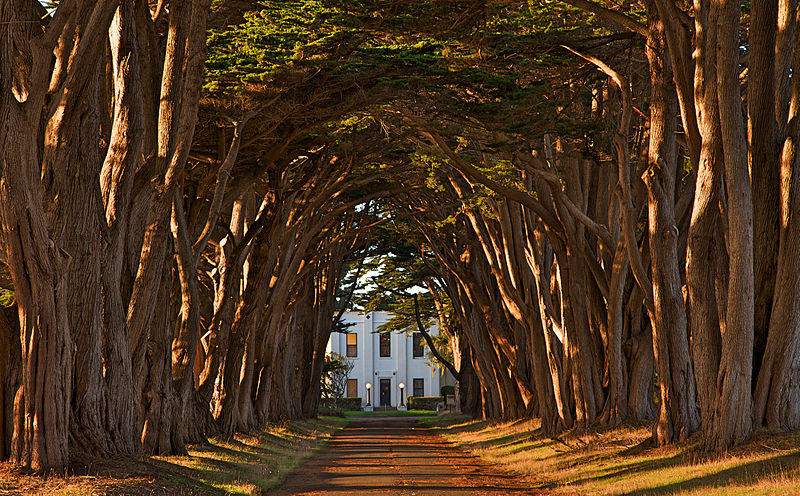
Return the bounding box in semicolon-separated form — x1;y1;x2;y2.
407;396;441;411
331;397;362;411
440;385;455;397
318;406;346;417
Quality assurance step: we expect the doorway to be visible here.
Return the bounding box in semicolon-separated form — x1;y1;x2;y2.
379;378;391;407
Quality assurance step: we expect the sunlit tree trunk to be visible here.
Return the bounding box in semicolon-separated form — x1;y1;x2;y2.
644;4;700;445
705;0;754;451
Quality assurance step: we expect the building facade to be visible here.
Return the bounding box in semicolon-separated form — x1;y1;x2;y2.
326;311;447;409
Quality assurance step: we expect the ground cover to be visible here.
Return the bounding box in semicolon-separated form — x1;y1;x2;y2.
424;416;800;495
0;417;347;495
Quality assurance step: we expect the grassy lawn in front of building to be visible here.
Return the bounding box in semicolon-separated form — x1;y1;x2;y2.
0;416;349;495
423;415;800;495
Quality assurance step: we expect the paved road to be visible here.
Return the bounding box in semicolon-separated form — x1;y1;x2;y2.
267;416;541;495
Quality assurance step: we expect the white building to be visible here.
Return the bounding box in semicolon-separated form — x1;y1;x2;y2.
327;311;448;410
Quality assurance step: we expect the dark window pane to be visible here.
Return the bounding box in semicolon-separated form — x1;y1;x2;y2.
379;333;390;357
346;379;358;398
346;333;357;357
412;333;424;358
413;378;424;397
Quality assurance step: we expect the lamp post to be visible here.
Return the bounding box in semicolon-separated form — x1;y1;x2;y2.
398;382;406;411
365;383;373;412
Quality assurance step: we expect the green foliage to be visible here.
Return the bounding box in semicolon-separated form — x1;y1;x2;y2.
321;353;355;405
205;0;360;92
426;330;454;372
0;289;14;308
407;396;442;410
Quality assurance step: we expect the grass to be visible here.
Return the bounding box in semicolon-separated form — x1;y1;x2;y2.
424;416;800;495
0;416;348;495
344;409;437;417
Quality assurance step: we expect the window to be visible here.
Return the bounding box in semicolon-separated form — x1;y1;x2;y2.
346;333;357;358
379;332;391;357
412;333;424;358
413;378;424;397
346;379;358;398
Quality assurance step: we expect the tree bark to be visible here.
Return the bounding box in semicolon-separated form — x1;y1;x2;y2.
644;3;701;445
706;0;754;451
753;11;800;430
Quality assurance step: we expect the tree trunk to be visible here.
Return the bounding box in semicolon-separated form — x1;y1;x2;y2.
753;15;800;430
686;0;723;438
706;0;754;451
0;307;19;460
48;64;109;457
748;0;781;384
139;270;178;455
644;3;701;445
100;1;143;457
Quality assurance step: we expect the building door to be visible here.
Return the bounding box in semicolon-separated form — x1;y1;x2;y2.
379;379;391;406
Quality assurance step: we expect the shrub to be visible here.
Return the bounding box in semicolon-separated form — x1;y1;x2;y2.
407;396;441;411
330;397;362;411
318;406;346;417
440;385;455;397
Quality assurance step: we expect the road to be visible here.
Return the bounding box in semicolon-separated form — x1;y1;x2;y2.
267;416;541;495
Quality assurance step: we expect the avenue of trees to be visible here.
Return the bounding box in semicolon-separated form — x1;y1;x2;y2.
0;0;798;475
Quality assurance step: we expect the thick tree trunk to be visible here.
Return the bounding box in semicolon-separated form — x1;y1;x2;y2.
100;2;143;457
706;0;754;451
600;237;629;427
644;5;700;445
49;66;109;457
748;0;780;384
0;307;19;460
753;18;800;430
139;270;178;455
531;224;573;429
0;153;73;472
170;192;202;452
627;316;656;421
687;0;723;438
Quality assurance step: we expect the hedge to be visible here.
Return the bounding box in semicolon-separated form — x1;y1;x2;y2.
335;397;363;411
407;396;441;411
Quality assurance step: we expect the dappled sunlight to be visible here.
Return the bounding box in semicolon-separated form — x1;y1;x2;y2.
0;418;346;495
436;419;800;495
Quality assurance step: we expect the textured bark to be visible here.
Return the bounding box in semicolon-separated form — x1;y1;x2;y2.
0;114;73;472
197;213;248;408
753;12;800;430
128;2;210;439
139;270;177;455
0;307;19;460
644;4;700;445
687;0;723;438
600;236;629;426
0;0;123;472
748;0;781;383
628;315;656;421
706;0;754;451
530;228;573;429
100;2;143;457
169;192;202;453
49;65;108;457
554;157;603;427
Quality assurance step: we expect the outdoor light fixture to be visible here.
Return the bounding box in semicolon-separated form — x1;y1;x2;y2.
365;383;372;407
398;383;405;407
